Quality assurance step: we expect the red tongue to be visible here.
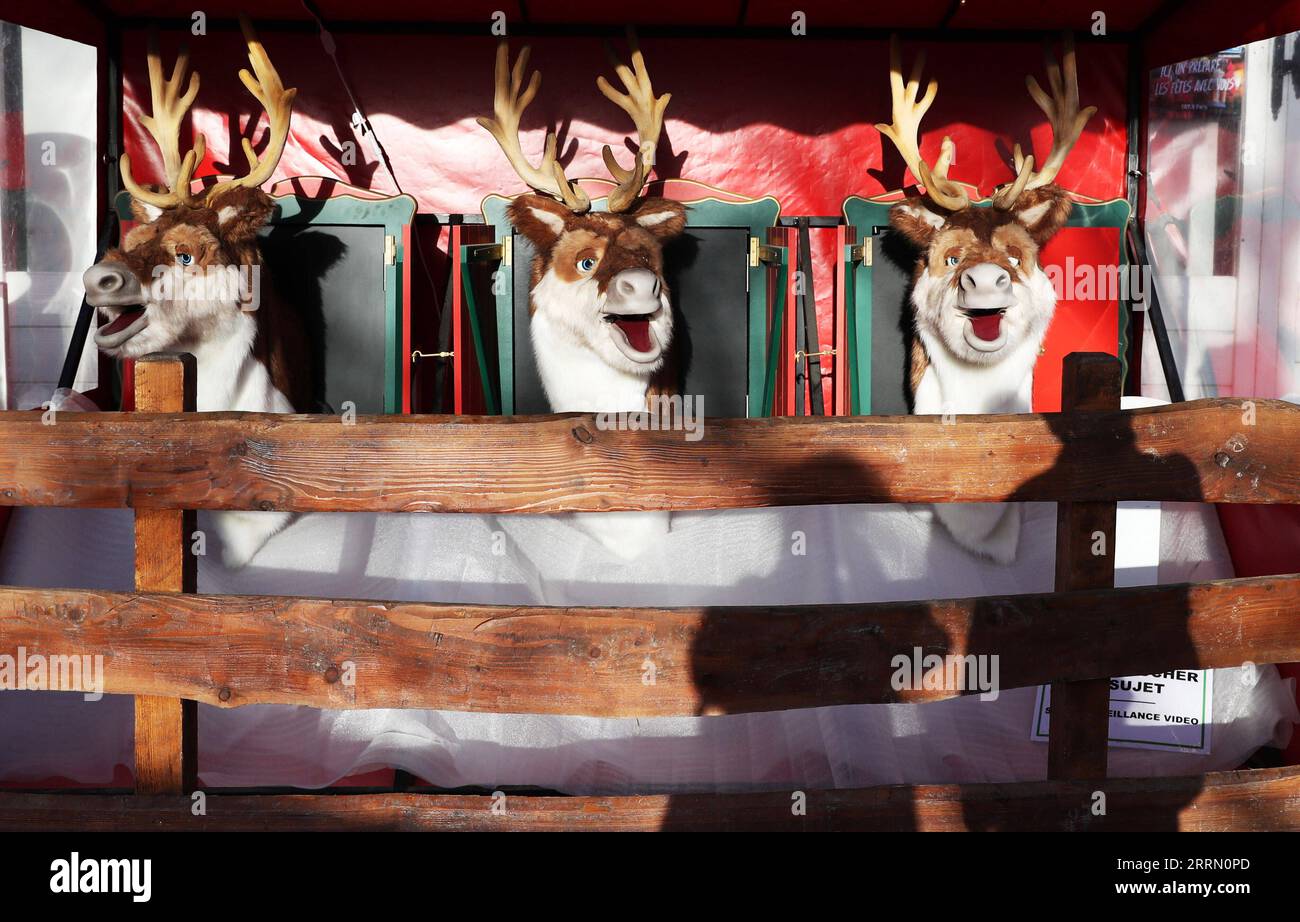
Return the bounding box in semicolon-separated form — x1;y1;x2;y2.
969;313;1002;341
100;307;144;335
615;318;652;352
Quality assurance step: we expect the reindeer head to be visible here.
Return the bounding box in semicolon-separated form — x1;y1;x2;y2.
480;38;687;380
85;17;295;362
878;35;1095;371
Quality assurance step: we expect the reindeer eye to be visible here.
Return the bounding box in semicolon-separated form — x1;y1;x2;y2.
176;252;193;267
944;255;960;268
577;256;598;274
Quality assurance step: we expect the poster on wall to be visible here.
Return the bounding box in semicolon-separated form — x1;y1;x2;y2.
1149;49;1245;118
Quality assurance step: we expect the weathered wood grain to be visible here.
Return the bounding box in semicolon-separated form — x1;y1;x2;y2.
2;574;1295;715
0;766;1295;831
0;398;1293;513
1049;353;1120;781
131;355;198;795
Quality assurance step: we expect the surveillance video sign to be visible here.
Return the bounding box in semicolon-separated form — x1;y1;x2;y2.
1031;670;1213;754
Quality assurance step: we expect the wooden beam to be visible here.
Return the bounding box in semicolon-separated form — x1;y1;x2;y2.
1049;353;1120;780
0;397;1294;513
131;354;197;796
0;766;1296;831
3;574;1297;715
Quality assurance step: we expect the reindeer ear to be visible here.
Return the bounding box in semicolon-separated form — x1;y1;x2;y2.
1009;185;1072;245
129;197;164;225
210;187;276;245
632;198;687;239
509;194;572;250
889;197;946;248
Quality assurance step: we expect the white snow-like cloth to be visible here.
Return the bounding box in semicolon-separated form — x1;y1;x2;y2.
1;495;1295;793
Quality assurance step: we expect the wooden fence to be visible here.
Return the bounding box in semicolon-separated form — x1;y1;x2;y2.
0;351;1297;830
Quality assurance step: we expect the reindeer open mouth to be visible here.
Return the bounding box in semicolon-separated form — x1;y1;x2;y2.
960;307;1010;352
602;308;663;362
94;306;149;349
84;261;150;349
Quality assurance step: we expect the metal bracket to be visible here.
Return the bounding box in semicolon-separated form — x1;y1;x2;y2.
384;234;397;266
412;350;453;362
463;242;506;264
858;238;872;266
749;236;784;267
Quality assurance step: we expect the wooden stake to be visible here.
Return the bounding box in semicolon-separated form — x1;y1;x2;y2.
132;354;197;794
1048;352;1121;780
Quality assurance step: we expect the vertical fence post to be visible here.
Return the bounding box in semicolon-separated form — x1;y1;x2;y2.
132;354;197;794
1048;352;1121;780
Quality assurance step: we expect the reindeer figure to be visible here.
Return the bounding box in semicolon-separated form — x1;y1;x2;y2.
877;35;1096;563
479;37;687;414
83;17;304;568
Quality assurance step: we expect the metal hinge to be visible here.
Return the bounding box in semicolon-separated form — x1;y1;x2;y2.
858;238;872;267
384;234;397;266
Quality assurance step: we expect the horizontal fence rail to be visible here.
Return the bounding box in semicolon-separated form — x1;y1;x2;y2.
2;766;1298;831
0;398;1295;513
4;573;1298;715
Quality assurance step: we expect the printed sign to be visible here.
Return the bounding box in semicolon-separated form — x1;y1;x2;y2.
1032;670;1213;754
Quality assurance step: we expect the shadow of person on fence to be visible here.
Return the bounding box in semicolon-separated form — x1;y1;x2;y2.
962;360;1207;831
660;449;955;831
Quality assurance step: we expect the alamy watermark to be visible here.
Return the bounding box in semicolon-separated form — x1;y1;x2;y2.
595;394;704;441
0;647;104;701
1046;258;1150;308
891;647;1000;701
150;264;261;312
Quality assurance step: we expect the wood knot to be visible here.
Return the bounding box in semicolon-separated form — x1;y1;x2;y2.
1213;451;1232;468
217;686;232;702
572;425;594;444
257;500;276;512
324;666;341;684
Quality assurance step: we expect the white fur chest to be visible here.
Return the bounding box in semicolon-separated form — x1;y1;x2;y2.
530;311;651;413
913;331;1040;416
189;311;292;414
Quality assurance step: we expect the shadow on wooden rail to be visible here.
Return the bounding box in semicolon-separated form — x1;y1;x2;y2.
1;574;1297;714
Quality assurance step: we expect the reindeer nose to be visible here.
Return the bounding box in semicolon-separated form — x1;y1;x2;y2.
83;261;142;305
608;268;661;306
960;262;1011;294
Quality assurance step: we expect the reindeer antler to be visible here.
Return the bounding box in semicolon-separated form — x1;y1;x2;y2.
204;15;297;203
478;41;591;213
991;33;1097;210
597;31;670;213
875;35;968;212
119;33;207;209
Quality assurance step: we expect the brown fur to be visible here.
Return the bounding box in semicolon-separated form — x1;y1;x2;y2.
510;193;687;300
110;187;312;411
909;336;930;402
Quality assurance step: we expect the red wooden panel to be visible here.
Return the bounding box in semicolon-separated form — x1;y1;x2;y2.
1032;226;1122;413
